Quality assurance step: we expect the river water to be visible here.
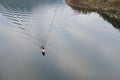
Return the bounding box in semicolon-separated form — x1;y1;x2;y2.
0;0;120;80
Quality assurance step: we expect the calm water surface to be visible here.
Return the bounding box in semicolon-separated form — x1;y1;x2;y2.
0;0;120;80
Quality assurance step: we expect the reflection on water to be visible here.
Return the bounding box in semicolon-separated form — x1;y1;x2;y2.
69;6;120;30
0;0;120;80
100;13;120;29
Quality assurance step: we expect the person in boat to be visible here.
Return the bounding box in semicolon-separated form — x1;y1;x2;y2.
41;46;45;56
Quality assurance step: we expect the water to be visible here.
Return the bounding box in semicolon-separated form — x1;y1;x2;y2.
0;0;120;80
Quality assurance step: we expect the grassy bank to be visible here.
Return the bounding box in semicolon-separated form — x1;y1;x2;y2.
65;0;120;29
65;0;120;11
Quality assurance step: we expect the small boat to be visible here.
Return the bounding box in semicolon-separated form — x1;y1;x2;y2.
41;46;46;56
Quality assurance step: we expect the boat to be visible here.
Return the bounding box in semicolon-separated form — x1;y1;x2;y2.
41;46;46;56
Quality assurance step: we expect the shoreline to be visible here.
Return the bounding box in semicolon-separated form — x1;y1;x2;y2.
65;0;120;12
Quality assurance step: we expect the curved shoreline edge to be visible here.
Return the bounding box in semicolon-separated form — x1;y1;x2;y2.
65;0;120;12
65;0;120;29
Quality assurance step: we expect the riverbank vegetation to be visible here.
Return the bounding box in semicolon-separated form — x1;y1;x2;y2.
65;0;120;11
65;0;120;29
